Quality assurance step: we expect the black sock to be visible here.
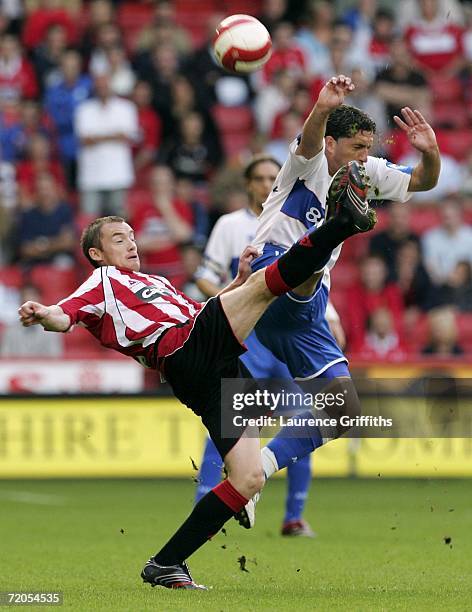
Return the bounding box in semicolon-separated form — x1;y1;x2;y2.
265;217;354;295
153;483;247;566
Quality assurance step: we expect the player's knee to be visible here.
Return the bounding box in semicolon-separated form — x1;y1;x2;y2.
245;467;265;495
229;466;265;498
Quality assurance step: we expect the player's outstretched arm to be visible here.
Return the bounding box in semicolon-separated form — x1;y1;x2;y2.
296;75;354;159
393;107;440;192
19;301;71;332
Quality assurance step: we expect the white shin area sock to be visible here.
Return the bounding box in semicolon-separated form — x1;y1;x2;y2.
261;447;279;479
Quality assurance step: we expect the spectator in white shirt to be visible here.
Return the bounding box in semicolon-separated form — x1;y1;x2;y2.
422;198;472;285
75;72;138;217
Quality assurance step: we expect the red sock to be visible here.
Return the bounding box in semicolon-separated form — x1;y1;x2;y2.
213;480;248;512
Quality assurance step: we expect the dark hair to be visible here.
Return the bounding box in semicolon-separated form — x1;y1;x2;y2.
243;154;281;180
375;8;394;22
81;216;125;267
325;105;376;140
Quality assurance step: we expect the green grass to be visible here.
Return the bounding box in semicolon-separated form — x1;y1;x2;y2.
0;478;471;611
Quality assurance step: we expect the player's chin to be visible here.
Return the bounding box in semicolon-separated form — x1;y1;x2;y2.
126;257;140;271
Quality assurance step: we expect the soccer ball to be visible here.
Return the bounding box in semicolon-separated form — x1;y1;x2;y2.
213;14;272;74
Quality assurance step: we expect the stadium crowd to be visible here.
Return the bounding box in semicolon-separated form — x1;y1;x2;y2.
1;0;472;362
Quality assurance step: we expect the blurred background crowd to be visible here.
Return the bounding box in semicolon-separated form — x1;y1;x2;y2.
1;0;472;368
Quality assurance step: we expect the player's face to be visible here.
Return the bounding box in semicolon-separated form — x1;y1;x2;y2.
326;130;374;175
91;222;140;271
247;161;280;207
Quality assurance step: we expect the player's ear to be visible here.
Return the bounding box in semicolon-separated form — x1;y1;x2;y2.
88;247;103;265
325;135;336;156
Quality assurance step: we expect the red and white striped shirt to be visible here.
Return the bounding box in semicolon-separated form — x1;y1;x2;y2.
58;266;203;367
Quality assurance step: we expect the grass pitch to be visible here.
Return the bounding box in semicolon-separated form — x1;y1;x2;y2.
0;478;471;611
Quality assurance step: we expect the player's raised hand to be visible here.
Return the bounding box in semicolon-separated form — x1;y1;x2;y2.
18;301;50;326
317;75;355;112
393;108;438;153
237;245;259;284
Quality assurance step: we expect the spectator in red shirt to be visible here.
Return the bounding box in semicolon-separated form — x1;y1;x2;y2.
357;306;407;361
404;0;466;77
131;80;162;179
0;34;38;101
367;9;396;74
261;21;307;85
271;84;311;138
130;164;195;287
16;133;66;207
22;0;78;50
348;254;404;350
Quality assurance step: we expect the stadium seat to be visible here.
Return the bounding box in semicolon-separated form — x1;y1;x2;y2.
339;233;369;262
63;326;106;357
221;0;263;13
329;287;350;323
436;130;472;161
384;128;472;163
456;314;472;352
175;10;214;47
404;312;429;352
409;208;441;234
212;105;254;156
30;266;78;304
126;187;150;216
330;261;360;289
117;2;154;52
174;0;217;9
428;75;463;103
117;2;154;30
0;266;23;288
433;101;469;130
213;104;254;132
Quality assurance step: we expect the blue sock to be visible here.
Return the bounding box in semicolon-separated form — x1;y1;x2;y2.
194;437;223;503
267;410;323;470
284;454;311;522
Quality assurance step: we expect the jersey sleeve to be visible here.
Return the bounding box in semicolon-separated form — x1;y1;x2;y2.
273;136;326;187
365;157;413;202
194;216;233;287
57;268;105;327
